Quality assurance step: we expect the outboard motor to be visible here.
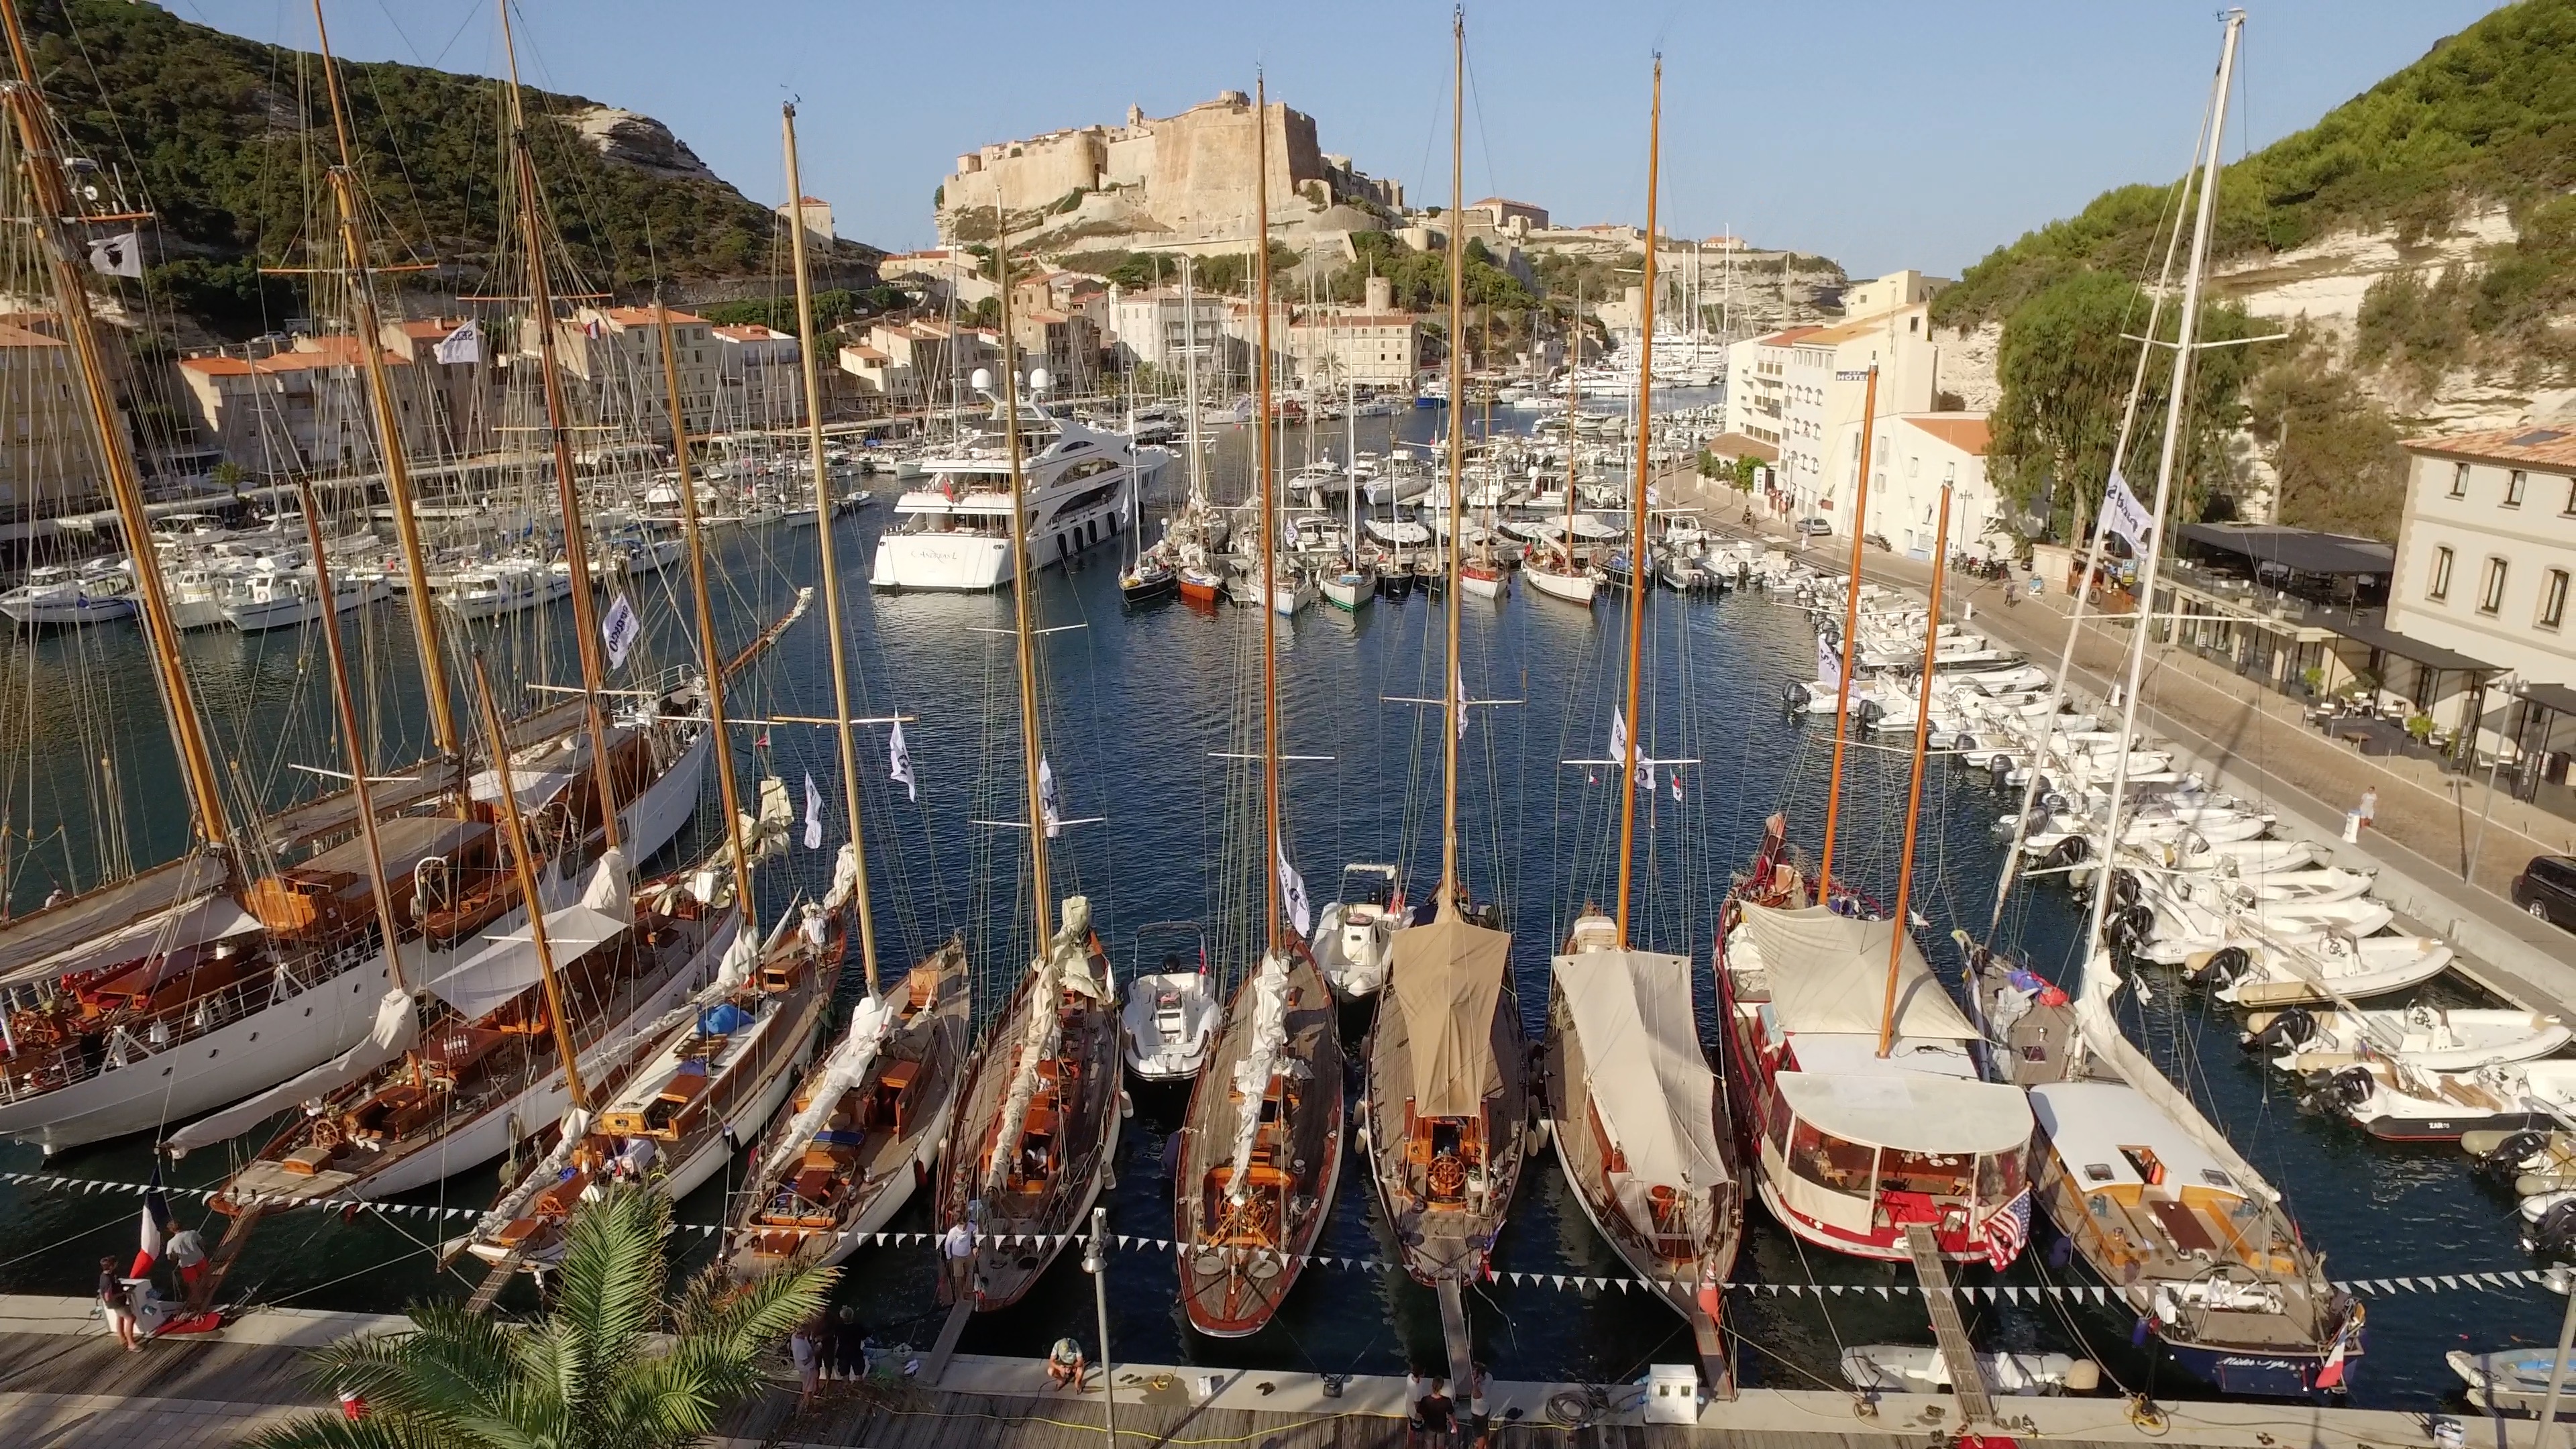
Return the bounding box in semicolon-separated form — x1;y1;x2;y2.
2109;870;2143;909
2476;1129;2552;1179
2189;945;2251;989
2530;1199;2576;1263
2324;1064;2377;1108
2241;1006;2315;1053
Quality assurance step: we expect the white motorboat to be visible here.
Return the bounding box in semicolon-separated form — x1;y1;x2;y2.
1841;1344;2084;1396
1;564;136;627
2190;930;2453;1005
437;559;572;621
2241;1004;2570;1074
1320;564;1376;611
220;566;382;633
870;378;1165;591
1121;966;1220;1083
2332;1057;2576;1144
1313;864;1400;1000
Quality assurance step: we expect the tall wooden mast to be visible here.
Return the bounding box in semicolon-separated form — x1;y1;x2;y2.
655;303;755;930
296;482;409;996
1615;56;1661;947
994;204;1053;921
471;654;587;1112
497;0;621;854
784;104;881;995
309;0;460;773
1254;75;1285;952
1436;6;1468;909
1813;363;1878;900
0;7;230;853
1560;281;1580;553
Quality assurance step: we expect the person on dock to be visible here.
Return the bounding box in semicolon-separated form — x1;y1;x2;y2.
790;1313;822;1410
1410;1374;1456;1444
97;1256;137;1353
2357;787;2378;831
1467;1361;1491;1446
1047;1336;1088;1391
941;1218;975;1300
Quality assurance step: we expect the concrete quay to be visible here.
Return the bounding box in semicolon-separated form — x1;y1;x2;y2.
0;1294;2524;1448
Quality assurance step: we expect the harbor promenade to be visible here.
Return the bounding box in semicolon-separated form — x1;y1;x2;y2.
0;1294;2508;1448
1699;484;2576;1023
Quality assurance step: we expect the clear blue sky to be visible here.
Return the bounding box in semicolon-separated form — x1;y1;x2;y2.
175;0;2502;277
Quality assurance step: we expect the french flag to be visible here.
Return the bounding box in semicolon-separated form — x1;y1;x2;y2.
131;1167;174;1278
2315;1313;2361;1391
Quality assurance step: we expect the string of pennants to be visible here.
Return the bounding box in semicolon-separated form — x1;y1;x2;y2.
0;1169;2551;1301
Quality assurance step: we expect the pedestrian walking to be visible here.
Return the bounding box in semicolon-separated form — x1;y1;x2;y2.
2357;787;2377;830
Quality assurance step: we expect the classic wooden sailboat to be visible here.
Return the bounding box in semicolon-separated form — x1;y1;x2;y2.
1524;286;1599;606
1968;15;2357;1396
1171;90;1348;1334
0;0;721;1155
1714;258;2032;1269
1359;12;1531;1391
722;106;970;1281
1543;60;1739;1393
930;205;1124;1314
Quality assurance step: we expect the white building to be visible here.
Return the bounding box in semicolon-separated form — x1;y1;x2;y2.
2387;425;2576;780
711;323;804;430
1774;305;1937;523
1102;286;1227;375
1815;412;2000;561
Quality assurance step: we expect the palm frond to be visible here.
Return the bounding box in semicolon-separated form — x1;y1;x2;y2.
543;1185;670;1415
680;1258;835;1363
596;1353;729;1448
299;1309;521;1430
244;1408;486;1449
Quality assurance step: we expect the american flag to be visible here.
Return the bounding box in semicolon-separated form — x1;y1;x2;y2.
1984;1189;2032;1271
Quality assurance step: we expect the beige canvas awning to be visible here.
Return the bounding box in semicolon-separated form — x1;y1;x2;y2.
1738;902;1977;1042
1389;914;1509;1120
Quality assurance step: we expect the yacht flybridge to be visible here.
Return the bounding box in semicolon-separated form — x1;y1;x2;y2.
869;371;1168;591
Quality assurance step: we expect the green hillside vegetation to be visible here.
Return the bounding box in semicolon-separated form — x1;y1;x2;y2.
20;0;849;336
1937;0;2576;332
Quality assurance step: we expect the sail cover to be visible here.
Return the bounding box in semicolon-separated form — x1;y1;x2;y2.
1551;949;1730;1228
985;896;1088;1194
164;985;419;1156
419;904;627;1018
1389;913;1509;1120
0;850;247;986
1737;902;1978;1042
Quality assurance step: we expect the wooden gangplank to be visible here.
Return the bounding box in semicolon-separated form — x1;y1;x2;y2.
463;1246;524;1316
1903;1224;1995;1428
1436;1276;1474;1399
920;1299;975;1387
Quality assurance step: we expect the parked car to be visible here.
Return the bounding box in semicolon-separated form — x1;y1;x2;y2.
1796;517;1833;537
1864;532;1892;552
2513;855;2576;931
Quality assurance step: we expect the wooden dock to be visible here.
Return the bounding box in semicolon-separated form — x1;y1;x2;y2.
0;1294;2542;1448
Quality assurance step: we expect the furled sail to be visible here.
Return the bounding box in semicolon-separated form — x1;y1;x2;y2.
984;896;1089;1194
162;986;418;1157
1223;951;1295;1202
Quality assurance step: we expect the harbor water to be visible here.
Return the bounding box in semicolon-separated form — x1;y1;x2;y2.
0;397;2554;1411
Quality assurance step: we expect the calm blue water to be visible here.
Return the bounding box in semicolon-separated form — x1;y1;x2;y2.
0;396;2553;1409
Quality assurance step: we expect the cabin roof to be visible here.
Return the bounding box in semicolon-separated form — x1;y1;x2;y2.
2029;1079;2242;1195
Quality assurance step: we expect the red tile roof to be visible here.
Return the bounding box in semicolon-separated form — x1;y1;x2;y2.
2406;423;2576;469
1902;413;1990;457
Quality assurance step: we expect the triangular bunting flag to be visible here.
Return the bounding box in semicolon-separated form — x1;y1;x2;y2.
1552;1275;1566;1289
2440;1275;2461;1290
